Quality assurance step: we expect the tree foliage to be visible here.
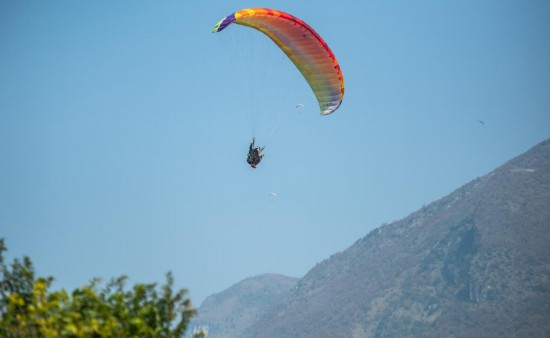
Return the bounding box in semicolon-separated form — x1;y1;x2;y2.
0;239;200;337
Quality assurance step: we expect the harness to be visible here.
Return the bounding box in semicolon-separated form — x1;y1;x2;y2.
247;149;262;165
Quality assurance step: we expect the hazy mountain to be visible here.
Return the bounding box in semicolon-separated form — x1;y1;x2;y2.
197;139;550;337
190;274;298;338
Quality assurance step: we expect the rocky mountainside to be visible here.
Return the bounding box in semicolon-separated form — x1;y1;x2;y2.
190;274;298;338
196;139;550;338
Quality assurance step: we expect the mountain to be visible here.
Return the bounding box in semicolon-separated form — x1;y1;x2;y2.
190;274;298;338
196;139;550;338
249;139;550;337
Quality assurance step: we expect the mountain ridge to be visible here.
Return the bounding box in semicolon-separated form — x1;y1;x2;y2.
190;273;298;337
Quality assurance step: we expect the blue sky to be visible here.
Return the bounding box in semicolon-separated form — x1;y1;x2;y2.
1;0;549;306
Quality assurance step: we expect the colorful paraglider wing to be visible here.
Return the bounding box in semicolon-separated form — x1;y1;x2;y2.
213;8;344;115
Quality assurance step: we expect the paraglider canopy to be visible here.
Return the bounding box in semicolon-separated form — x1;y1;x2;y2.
213;8;344;115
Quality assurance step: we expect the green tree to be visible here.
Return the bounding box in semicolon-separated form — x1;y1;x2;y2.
0;239;199;337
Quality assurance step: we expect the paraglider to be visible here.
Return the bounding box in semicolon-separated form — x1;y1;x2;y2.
214;8;344;169
247;138;265;168
268;192;278;201
213;8;345;116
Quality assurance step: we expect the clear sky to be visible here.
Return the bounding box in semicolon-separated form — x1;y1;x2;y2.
1;0;549;306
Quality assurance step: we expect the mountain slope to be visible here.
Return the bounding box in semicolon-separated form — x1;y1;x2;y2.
247;139;550;337
190;274;298;338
